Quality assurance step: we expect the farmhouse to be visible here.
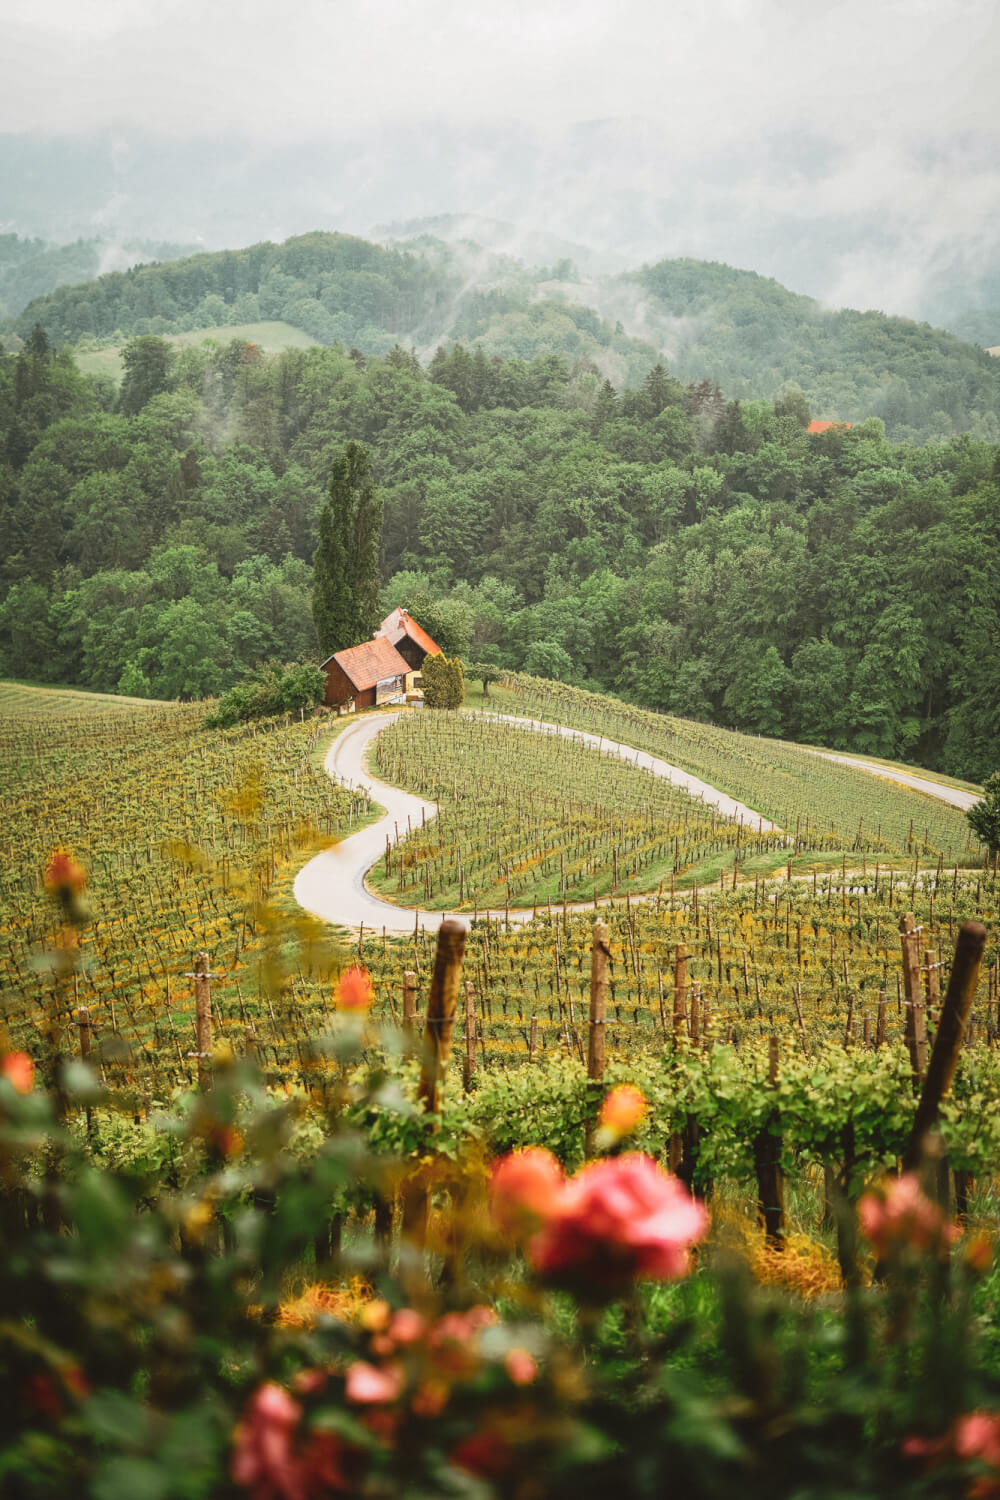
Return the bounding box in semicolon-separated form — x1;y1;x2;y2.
376;607;441;672
320;637;411;710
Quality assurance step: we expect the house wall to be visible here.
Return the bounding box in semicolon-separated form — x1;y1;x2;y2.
324;659;356;707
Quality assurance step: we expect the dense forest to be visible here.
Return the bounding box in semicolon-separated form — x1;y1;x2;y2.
1;324;998;780
0;233;194;322
9;231;1000;444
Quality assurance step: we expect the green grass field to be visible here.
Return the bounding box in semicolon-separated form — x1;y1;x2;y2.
73;321;320;383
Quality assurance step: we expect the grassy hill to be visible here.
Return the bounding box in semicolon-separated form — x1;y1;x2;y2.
73;321;320;384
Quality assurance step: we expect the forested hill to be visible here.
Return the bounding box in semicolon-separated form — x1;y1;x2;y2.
2;328;998;780
0;233;197;322
616;258;1000;444
10;231;1000;444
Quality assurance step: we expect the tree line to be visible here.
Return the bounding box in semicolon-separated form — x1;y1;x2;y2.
0;327;998;778
10;231;1000;443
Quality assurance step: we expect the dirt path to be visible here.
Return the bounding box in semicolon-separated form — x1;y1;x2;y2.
293;710;777;934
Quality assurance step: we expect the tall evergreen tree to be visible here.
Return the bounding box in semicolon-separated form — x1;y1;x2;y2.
312;441;383;656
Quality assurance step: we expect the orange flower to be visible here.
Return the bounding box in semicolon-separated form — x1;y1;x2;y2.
43;848;87;895
1;1052;34;1095
336;965;374;1012
599;1084;647;1138
489;1148;564;1237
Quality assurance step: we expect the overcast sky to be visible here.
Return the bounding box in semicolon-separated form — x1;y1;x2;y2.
4;0;998;143
3;0;999;314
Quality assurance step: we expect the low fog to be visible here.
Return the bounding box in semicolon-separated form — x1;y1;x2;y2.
3;0;999;321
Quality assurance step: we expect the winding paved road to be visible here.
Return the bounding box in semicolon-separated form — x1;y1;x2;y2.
293;710;778;934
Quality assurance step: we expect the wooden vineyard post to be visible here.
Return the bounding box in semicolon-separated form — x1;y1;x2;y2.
585;920;610;1157
402;970;418;1041
793;983;809;1055
875;990;887;1051
902;922;987;1174
923;948;941;1026
673;943;688;1049
191;951;214;1091
77;1005;93;1136
754;1035;785;1250
900;914;928;1090
529;1015;538;1064
669;942;689;1177
403;921;466;1251
463;982;477;1092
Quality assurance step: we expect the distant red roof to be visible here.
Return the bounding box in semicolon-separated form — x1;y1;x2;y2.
807;419;853;433
321;637;410;691
377;607;441;658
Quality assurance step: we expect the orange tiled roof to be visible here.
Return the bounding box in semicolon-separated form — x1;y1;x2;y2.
322;637;411;691
807;419;853;433
377;607;441;657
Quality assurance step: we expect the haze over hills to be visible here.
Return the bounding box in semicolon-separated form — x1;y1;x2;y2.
9;228;1000;444
2;120;999;348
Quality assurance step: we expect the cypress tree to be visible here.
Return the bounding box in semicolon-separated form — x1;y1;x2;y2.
312;441;384;656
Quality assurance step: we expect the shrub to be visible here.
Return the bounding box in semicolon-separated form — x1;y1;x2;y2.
205;661;326;727
421;653;464;709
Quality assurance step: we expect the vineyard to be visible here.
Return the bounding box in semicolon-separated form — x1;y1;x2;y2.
0;690;373;1101
368;710;787;910
490;675;982;861
2;684;997;1165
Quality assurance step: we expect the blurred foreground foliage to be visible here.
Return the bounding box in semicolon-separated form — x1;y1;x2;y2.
4;1018;1000;1499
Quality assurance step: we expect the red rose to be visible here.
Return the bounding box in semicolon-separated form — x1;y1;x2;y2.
530;1153;708;1294
451;1430;512;1478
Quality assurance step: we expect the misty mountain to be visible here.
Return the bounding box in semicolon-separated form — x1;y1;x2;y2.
2;121;999;339
11;230;1000;443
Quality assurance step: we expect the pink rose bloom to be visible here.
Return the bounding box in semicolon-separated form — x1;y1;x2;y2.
955;1412;1000;1495
336;965;374;1011
599;1084;648;1137
489;1148;565;1236
530;1153;708;1294
231;1382;304;1500
904;1412;1000;1497
1;1052;34;1095
504;1348;538;1386
345;1360;404;1405
388;1308;427;1345
858;1174;960;1259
